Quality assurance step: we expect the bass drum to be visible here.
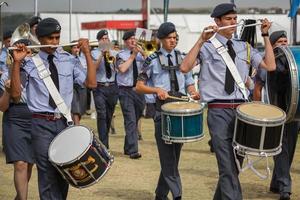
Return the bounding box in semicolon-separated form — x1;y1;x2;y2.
266;46;300;122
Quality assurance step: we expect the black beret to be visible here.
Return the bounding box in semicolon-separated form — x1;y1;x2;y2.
270;31;287;45
28;16;42;27
157;22;176;39
112;40;119;45
211;3;237;18
122;30;135;40
36;18;61;37
96;30;108;40
3;30;13;40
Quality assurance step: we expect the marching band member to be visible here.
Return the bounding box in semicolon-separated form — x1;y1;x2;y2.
136;22;199;200
180;3;275;199
0;39;34;200
10;18;96;200
91;30;119;148
70;42;88;125
0;30;13;76
27;16;42;37
254;30;298;200
116;30;145;159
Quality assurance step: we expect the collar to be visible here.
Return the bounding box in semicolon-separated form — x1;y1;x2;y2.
215;33;233;46
39;50;58;61
158;47;175;57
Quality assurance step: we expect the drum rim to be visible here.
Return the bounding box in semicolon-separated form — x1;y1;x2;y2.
162;134;205;143
266;46;299;122
161;102;204;114
48;125;93;165
232;141;282;157
236;102;286;124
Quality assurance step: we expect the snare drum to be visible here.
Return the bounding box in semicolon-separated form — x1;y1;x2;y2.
233;102;286;157
267;46;300;122
161;102;204;143
48;125;113;188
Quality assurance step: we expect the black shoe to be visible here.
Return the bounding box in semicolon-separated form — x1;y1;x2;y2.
138;134;143;140
129;152;142;159
279;192;290;200
154;195;169;200
208;140;214;153
270;187;280;194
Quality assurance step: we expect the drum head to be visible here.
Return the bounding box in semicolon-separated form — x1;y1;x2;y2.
161;102;203;114
266;46;299;122
49;126;92;164
237;102;286;123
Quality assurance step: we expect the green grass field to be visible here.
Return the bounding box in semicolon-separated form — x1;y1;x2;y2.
0;106;299;200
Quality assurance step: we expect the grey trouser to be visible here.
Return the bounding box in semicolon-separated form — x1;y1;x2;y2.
31;118;69;200
154;112;182;199
207;108;243;200
93;84;119;148
119;87;145;154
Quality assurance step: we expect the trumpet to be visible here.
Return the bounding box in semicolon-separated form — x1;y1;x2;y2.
104;51;115;64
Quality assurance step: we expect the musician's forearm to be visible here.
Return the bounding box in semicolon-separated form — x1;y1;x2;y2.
118;56;135;73
136;81;157;94
0;91;10;112
263;36;276;71
10;61;22;102
180;38;204;73
85;52;97;88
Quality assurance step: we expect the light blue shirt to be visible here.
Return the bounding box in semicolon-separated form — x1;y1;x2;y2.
145;79;156;103
22;49;87;113
91;48;117;83
0;48;9;73
0;71;28;103
116;48;145;87
199;33;263;102
141;48;194;94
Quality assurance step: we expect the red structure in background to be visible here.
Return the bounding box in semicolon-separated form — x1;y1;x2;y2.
81;20;144;30
81;0;148;31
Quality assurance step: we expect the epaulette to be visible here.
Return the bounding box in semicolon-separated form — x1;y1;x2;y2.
57;47;71;56
232;38;244;43
143;52;158;67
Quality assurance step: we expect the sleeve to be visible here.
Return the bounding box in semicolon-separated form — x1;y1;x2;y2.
184;71;195;87
137;56;154;82
0;72;9;96
255;68;267;84
116;52;126;67
91;49;101;61
250;46;263;69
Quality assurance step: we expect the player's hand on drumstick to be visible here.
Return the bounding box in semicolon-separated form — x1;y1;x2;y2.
189;91;200;100
77;38;90;55
260;18;271;35
156;88;169;100
201;25;218;41
12;43;28;63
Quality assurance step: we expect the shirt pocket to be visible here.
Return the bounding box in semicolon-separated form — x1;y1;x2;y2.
58;70;73;92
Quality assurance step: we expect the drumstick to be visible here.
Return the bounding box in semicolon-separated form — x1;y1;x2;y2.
167;95;189;101
204;21;270;33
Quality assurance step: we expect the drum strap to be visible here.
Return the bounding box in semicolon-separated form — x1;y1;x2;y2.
210;36;248;100
32;54;73;125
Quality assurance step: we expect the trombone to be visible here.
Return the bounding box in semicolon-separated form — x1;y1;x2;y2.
136;40;157;57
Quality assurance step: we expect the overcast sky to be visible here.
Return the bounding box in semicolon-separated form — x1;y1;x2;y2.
2;0;292;13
